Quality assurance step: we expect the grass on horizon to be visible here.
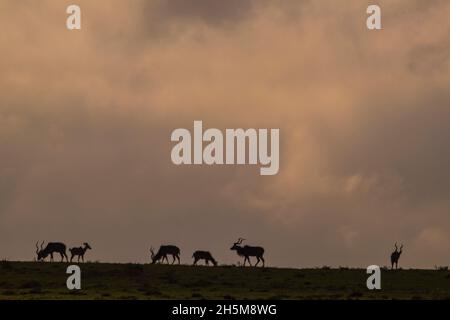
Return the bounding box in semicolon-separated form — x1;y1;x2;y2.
1;261;450;300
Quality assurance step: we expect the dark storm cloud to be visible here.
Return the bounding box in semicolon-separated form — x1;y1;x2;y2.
133;0;259;40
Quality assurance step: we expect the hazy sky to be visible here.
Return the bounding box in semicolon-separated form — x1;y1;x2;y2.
1;0;449;268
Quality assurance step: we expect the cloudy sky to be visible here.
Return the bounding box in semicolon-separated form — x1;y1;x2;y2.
1;0;449;268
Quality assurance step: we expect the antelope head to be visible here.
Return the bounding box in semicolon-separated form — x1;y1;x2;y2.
84;242;92;250
36;241;47;261
393;242;398;253
230;238;245;250
150;247;155;260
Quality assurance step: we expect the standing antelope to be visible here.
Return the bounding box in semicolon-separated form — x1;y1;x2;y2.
69;243;92;263
192;251;217;266
390;243;403;269
36;241;68;262
230;238;265;267
150;245;181;264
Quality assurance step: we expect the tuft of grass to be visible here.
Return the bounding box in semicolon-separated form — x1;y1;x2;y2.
0;260;13;270
435;266;449;271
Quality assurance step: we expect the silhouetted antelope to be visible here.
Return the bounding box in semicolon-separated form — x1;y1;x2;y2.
390;243;403;269
150;245;180;264
36;241;68;262
69;243;92;263
192;251;217;266
230;238;265;267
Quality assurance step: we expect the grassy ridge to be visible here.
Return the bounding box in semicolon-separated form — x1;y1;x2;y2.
1;261;450;300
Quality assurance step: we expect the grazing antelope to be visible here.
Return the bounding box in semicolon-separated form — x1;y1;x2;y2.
36;241;68;262
150;245;181;264
390;243;403;269
230;238;265;267
192;251;217;266
69;243;92;263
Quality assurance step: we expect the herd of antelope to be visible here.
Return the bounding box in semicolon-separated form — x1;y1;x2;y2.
34;239;404;269
148;238;265;267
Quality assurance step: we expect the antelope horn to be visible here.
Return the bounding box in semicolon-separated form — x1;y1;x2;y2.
237;238;245;244
40;241;45;251
394;242;398;251
35;241;40;254
150;246;155;257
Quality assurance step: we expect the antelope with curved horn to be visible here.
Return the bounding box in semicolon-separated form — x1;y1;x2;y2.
390;243;403;269
36;241;68;262
230;238;265;267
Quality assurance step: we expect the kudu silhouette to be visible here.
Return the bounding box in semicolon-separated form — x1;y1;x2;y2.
230;238;265;267
390;243;403;269
150;245;181;264
36;241;68;262
69;243;92;263
192;251;217;266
